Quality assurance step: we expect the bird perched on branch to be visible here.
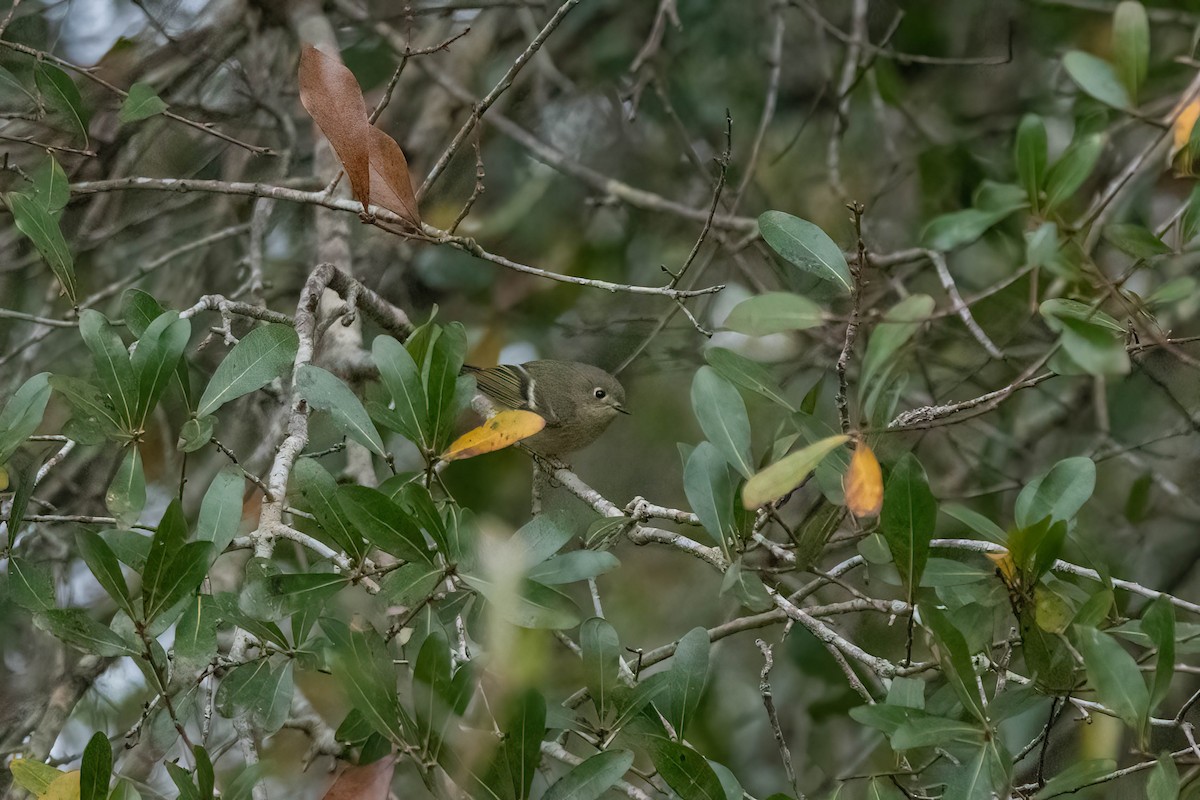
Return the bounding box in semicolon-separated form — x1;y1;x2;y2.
462;361;628;457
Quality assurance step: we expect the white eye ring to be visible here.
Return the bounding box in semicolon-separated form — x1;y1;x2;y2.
593;388;607;399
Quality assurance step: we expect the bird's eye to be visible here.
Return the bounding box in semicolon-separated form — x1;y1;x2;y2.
593;388;607;399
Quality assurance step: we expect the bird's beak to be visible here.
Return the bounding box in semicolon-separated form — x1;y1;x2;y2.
615;404;631;415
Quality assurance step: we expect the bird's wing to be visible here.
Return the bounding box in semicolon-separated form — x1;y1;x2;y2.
463;364;544;417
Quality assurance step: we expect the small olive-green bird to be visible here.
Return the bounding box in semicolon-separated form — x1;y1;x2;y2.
463;360;629;456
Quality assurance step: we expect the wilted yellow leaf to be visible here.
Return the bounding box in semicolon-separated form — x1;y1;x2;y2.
742;434;849;509
986;548;1018;587
842;442;883;518
1171;97;1200;174
8;759;65;796
42;771;80;800
441;410;546;461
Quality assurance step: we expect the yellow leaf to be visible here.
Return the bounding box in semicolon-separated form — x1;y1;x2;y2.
986;548;1018;587
441;410;546;461
42;771;80;800
1171;97;1200;175
742;434;850;509
0;464;8;491
842;442;883;518
9;760;65;796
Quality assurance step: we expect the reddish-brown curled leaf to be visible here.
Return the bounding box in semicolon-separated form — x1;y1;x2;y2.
298;45;371;210
441;410;546;461
321;756;396;800
843;441;883;518
368;125;421;227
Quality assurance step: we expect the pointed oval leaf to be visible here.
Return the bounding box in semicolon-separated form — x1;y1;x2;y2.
1044;134;1105;212
1064;50;1132;110
197;324;298;417
119;82;167;123
1015;456;1096;528
298;45;372;210
0;372;52;464
1112;1;1149;100
1016;114;1048;210
296;364;386;456
106;446;145;527
723;292;824;336
8;192;76;304
758;211;851;292
440;410;545;461
692;367;754;478
742;435;849;509
542;750;634;800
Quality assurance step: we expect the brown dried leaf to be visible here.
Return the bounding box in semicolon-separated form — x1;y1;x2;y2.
441;410;546;461
321;756;396;800
298;45;371;210
843;441;883;518
368;125;421;227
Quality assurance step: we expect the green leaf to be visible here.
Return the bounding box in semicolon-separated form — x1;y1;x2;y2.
484;687;546;800
1047;316;1130;376
511;511;576;567
291;458;364;560
541;750;635;800
413;631;454;755
80;731;113;800
37;608;139;656
131;311;190;424
1182;183;1200;243
35;63;90;143
944;740;1012;800
704;347;795;411
1033;759;1116;799
692;367;754;478
321;619;410;746
141;501;213;623
196;324;298;417
215;660;294;734
650;741;725;800
1142;596;1175;716
268;572;347;614
462;574;581;629
921;206;1021;251
720;557;774;612
77;532;133;617
178;415;215;452
890;716;984;749
1102;223;1171;259
919;603;987;723
580;617;620;721
860;294;935;395
406;321;470;450
660;627;709;740
1040;299;1124;333
337;485;430;563
0;372;52;464
1077;625;1149;733
1064;50;1132;110
879;454;937;601
1146;753;1180;800
79;310;137;429
742;434;849;510
50;376;124;442
526;551;619;584
865;778;907;800
373;335;428;448
722;292;824;336
758;211;851;292
7;191;76;304
1015;456;1096;528
105;446;145;527
380;561;444;606
1016;114;1048;210
295;364;386;456
29;154;68;214
9;557;54;611
1112;1;1149;100
119;82;167;123
1044;133;1105;212
684;441;737;545
196;465;244;555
